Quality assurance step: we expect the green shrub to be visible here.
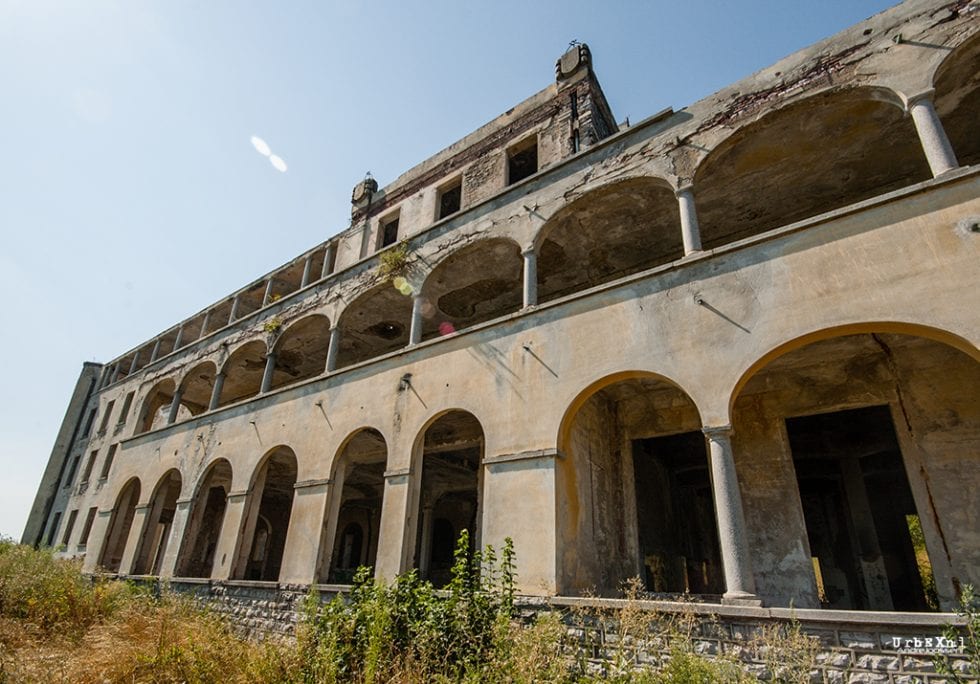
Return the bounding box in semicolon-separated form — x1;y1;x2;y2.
0;538;131;637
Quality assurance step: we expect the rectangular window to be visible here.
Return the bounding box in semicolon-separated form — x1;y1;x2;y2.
98;400;115;433
437;180;462;220
380;214;400;248
79;508;97;546
81;449;98;483
46;512;62;547
82;407;97;438
117;392;135;425
62;510;78;546
63;454;81;488
507;136;538;185
99;444;117;480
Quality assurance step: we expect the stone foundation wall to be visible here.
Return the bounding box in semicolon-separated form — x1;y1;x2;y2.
150;580;972;681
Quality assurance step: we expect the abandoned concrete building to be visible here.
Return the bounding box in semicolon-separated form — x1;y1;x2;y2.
22;0;980;656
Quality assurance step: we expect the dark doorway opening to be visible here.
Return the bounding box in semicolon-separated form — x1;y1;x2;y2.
787;405;937;611
632;431;723;595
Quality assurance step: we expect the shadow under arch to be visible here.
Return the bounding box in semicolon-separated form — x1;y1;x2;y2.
418;237;523;341
932;29;980;166
175;360;217;420
693;85;929;250
319;427;389;583
533;176;681;305
98;477;141;573
335;281;413;369
727;321;980;417
231;445;298;582
269;313;332;391
175;458;233;578
131;468;182;575
556;370;725;598
408;408;486;587
726;322;980;612
217;340;268;408
136;378;176;434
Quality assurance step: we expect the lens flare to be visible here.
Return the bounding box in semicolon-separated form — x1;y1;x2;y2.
250;136;271;156
269;155;288;173
438;321;456;336
420;300;436;318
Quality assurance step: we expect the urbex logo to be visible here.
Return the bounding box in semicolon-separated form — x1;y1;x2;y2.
891;635;964;653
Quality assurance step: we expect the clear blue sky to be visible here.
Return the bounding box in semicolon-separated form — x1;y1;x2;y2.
0;0;897;539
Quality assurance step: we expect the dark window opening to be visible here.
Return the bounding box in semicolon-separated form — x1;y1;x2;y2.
118;392;135;425
79;507;97;546
46;512;62;547
438;182;462;219
63;454;81;489
62;510;78;546
99;444;117;480
81;450;98;484
632;431;724;595
82;408;97;438
787;405;937;611
508;139;538;185
98;401;115;433
381;216;399;248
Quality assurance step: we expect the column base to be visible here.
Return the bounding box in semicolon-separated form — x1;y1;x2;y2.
722;591;763;607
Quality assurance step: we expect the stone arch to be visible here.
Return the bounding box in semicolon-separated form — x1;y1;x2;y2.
131;469;182;575
409;409;485;587
98;477;141;573
319;427;388;583
136;379;176;434
932;30;980;166
727;324;980;611
216;340;267;407
693;85;930;249
175;458;233;578
418;237;523;340
269;314;332;391
335;282;413;369
232;446;298;582
557;371;719;597
175;361;217;420
533;177;681;304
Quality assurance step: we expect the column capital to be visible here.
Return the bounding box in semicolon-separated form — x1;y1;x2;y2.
905;89;936;109
674;183;695;198
521;245;537;257
702;425;733;439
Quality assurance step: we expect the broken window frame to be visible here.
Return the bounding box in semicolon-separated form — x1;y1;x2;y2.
506;134;539;186
436;178;463;221
378;211;401;250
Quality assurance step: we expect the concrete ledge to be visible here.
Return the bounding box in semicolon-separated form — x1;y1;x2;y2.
484;448;558;465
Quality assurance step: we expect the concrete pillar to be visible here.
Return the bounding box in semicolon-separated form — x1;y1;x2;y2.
109;365;120;385
208;371;225;411
118;504;150;575
522;248;538;308
319;470;345;581
260;352;277;394
262;279;275;307
211;491;248;580
326;326;340;372
98;366;111;389
300;255;314;289
157;499;191;578
374;469;413;580
149;339;162;364
322;242;336;279
166;387;183;424
173;325;184;351
81;510;113;574
278;479;331;584
676;185;703;255
703;426;759;604
128;352;140;375
228;296;240;324
840;458;893;609
908;91;958;177
200;310;212;337
418;504;434;579
409;296;423;346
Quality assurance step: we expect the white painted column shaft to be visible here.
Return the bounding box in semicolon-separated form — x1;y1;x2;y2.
409;295;423;346
908;92;958;177
522;249;538;308
325;326;340;372
676;186;703;255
